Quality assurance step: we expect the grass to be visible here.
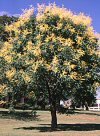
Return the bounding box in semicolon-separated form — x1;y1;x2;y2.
0;108;100;136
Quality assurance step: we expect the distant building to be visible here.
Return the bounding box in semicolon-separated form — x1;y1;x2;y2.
89;88;100;111
96;87;100;108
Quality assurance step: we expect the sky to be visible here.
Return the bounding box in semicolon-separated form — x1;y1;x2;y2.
0;0;100;33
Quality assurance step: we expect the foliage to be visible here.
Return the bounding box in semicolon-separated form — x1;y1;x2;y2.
0;15;17;42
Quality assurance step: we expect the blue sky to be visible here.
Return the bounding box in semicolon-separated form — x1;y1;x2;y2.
0;0;100;33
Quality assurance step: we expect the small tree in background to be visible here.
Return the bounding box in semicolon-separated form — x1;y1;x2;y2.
0;8;36;110
0;4;100;128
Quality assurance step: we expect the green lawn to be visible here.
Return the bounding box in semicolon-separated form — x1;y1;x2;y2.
0;109;100;136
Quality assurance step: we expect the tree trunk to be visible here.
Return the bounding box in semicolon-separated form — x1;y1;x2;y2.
44;76;57;129
85;102;89;111
5;95;9;102
21;97;25;104
51;103;57;129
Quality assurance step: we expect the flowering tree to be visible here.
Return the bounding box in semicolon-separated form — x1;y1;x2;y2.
0;8;36;107
0;4;100;128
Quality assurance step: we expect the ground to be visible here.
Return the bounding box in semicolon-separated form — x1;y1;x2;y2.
0;109;100;136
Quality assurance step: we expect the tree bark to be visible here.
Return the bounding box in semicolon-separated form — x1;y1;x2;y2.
45;75;57;129
21;97;25;104
85;102;89;110
51;103;57;129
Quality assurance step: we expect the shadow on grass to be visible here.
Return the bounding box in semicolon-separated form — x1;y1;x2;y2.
57;109;100;116
15;123;100;132
0;110;40;121
74;110;100;116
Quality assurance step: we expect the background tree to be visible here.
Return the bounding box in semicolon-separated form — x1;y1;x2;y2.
72;82;97;110
0;15;18;106
0;4;100;128
0;8;36;110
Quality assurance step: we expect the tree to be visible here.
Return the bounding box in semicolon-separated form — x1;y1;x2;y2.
0;8;36;110
72;81;97;110
0;4;100;128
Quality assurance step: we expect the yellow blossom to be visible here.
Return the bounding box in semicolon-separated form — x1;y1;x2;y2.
0;84;7;93
6;68;16;80
73;13;92;26
81;61;87;67
70;64;76;69
52;56;59;65
45;34;56;42
64;38;74;46
33;46;41;56
27;41;33;51
62;70;67;76
45;63;52;71
23;74;31;82
70;72;77;79
93;82;100;88
39;24;48;32
5;7;34;32
4;55;12;63
49;44;53;50
64;61;70;66
77;49;85;56
77;36;83;45
57;23;62;28
86;26;95;37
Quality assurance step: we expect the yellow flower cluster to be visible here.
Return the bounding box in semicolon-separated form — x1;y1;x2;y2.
73;13;92;26
33;46;41;56
70;64;76;69
93;82;100;90
0;42;13;63
32;59;44;72
75;49;85;59
45;63;52;71
0;84;7;93
26;41;33;51
28;91;35;98
45;34;56;43
81;61;87;67
39;24;49;32
23;74;31;83
37;4;92;27
64;61;76;70
76;36;83;45
6;7;34;32
36;3;97;41
4;55;12;63
86;26;95;38
6;68;16;80
70;72;77;79
64;38;74;46
0;42;12;55
52;56;59;65
20;69;31;82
